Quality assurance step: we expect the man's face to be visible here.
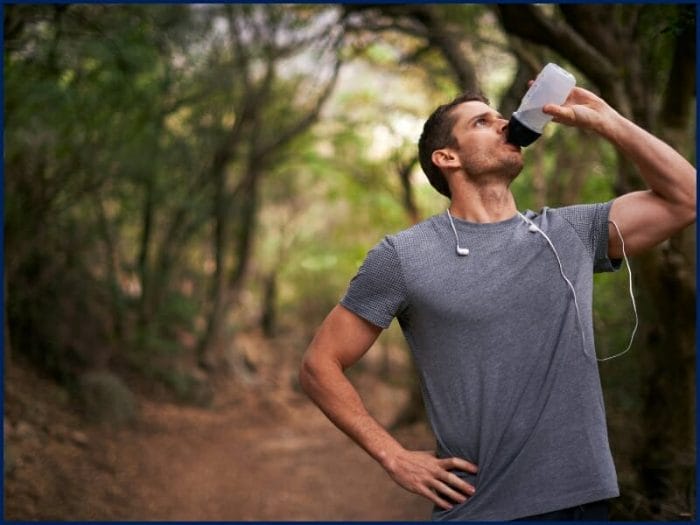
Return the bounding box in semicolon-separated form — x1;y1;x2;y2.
447;101;523;182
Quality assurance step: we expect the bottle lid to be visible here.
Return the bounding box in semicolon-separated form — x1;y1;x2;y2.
506;116;542;147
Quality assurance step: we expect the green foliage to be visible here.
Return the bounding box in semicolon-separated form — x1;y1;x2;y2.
4;4;624;377
5;4;354;389
5;5;692;459
5;5;197;385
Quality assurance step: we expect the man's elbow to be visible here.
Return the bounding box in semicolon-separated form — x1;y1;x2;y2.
298;354;316;396
669;182;697;230
679;195;696;228
299;351;328;398
685;206;696;228
680;171;697;226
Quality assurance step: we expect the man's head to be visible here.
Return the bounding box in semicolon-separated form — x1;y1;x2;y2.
418;92;489;198
418;92;522;198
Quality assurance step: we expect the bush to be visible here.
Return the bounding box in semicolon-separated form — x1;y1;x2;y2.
77;371;138;425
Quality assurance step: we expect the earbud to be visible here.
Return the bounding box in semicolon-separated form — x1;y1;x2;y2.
447;209;471;257
521;214;540;233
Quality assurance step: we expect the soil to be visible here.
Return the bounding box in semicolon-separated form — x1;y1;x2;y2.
4;335;435;521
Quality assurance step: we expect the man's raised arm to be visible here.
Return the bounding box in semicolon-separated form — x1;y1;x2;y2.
543;87;696;258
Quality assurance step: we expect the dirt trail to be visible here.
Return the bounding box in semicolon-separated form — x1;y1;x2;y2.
4;358;435;521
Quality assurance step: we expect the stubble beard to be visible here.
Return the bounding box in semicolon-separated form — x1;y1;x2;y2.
461;151;524;186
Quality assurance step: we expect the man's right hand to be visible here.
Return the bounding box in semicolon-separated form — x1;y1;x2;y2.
382;449;478;510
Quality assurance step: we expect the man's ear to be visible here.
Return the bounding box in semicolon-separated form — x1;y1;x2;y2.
432;148;460;170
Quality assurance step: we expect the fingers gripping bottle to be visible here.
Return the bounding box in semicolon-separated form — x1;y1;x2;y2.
506;63;576;147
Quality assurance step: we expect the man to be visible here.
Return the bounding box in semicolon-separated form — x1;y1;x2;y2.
299;85;695;520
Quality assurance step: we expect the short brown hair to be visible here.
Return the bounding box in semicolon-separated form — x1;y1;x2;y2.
418;92;490;198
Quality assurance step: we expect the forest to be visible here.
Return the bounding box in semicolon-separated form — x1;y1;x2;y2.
4;4;696;521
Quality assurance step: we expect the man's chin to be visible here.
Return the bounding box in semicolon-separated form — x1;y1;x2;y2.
502;159;524;182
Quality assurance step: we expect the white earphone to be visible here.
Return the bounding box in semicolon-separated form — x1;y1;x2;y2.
447;209;470;256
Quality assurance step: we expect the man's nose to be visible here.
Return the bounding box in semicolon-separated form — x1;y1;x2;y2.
498;118;509;134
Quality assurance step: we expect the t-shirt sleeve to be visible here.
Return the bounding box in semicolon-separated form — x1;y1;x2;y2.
340;237;409;329
556;201;622;273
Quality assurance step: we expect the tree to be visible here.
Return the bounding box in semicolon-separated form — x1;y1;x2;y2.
190;5;345;371
5;4;194;380
4;4;348;388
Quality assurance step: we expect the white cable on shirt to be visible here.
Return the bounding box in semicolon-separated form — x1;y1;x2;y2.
517;213;638;362
517;213;589;356
596;219;638;362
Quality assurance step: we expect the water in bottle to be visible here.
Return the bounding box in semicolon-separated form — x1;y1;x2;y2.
506;63;576;147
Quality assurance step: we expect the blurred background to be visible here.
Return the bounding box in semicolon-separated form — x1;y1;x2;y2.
3;4;695;521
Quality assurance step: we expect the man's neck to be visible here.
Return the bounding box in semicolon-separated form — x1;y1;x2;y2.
448;178;517;223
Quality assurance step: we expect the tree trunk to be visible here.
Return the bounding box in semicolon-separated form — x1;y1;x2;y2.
197;164;231;371
261;271;278;338
196;29;341;372
633;248;695;518
137;174;155;329
396;156;421;225
4;268;11;368
631;8;696;517
95;193;124;342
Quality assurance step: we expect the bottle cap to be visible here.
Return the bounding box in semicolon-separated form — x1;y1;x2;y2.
506;116;541;147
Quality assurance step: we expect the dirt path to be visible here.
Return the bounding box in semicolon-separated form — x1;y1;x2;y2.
5;359;435;521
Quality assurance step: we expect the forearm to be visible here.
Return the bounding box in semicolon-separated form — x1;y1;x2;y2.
299;356;405;469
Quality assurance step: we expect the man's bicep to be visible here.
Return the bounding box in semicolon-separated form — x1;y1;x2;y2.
308;304;383;370
608;191;687;258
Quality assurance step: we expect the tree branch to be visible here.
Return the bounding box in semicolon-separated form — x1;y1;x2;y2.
398;5;478;91
396;155;420;224
496;5;621;101
345;4;479;91
558;5;627;65
256;48;342;157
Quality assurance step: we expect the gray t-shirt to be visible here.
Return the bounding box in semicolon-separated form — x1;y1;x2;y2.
340;202;621;521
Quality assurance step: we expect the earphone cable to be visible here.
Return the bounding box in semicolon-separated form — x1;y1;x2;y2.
450;211;637;362
517;213;588;354
596;219;638;362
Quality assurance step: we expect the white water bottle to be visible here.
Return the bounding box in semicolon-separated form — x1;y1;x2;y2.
506;63;576;147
